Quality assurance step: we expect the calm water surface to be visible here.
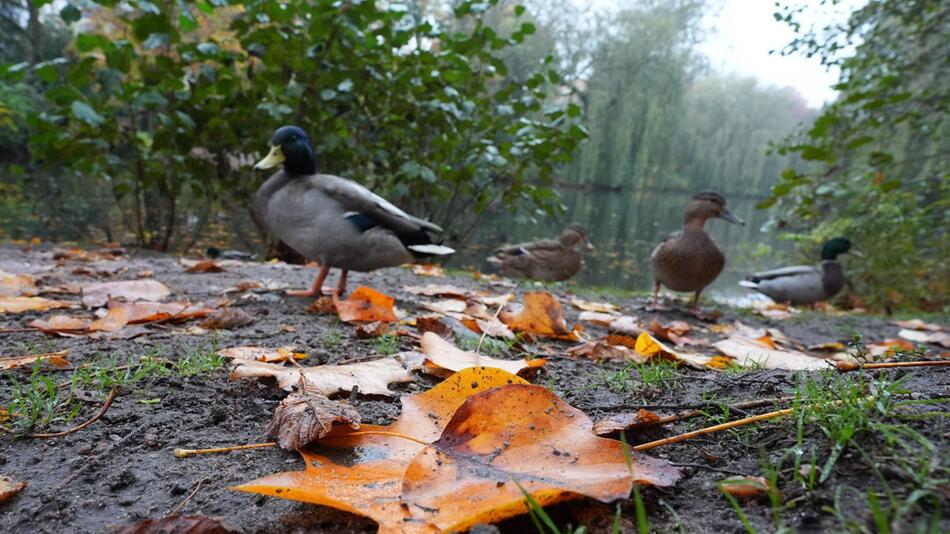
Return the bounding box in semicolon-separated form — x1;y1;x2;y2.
452;188;787;302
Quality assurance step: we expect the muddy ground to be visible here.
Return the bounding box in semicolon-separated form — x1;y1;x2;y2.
0;244;947;533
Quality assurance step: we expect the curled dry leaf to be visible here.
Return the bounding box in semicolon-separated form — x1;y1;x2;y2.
592;409;662;436
228;352;424;396
718;476;775;499
0;271;36;297
401;383;681;531
0;296;73;314
635;333;733;370
713;336;836;370
217;346;307;363
0;350;70;370
87;306;130;333
419;331;543;375
184;260;226;273
268;391;361;450
81;279;171;307
411;264;445;277
0;475;27;503
200;308;254;330
235;367;530;534
570;298;619;313
114;515;237;534
354;321;392;339
500;292;579;340
333;286;397;323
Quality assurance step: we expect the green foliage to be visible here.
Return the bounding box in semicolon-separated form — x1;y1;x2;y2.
765;0;949;311
23;0;584;250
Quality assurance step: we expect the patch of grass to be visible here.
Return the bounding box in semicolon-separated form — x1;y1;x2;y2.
371;334;401;356
175;346;226;377
455;334;519;357
5;360;79;434
600;360;681;393
323;326;343;347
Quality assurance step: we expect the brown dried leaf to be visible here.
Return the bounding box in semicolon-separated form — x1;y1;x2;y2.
0;475;27;503
0;350;70;370
403;284;481;299
898;329;950;348
87;306;130;333
500;292;578;340
0;271;36;297
354;321;392;339
567;341;644;362
28;315;89;335
0;296;74;314
892;319;943;332
334;287;397;323
114;515;237;534
200;308;254;330
185;260;226;273
218;346;308;363
718;476;775;499
415;316;453;339
81;280;171;307
268;392;361;450
592;409;662;435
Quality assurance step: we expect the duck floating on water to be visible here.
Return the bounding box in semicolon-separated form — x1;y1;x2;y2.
740;237;854;306
487;224;593;281
650;192;744;309
253;125;453;299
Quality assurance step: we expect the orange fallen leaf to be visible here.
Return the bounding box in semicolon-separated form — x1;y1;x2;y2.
0;350;70;370
459;317;515;340
235;367;529;533
87;306;130;333
0;271;36;297
218;346;308;363
866;338;916;357
808;341;846;351
114;515;237;534
81;280;171;307
185;260;226;273
28;315;89;335
419;332;543;375
755;334;778;350
718;476;775;499
228;352;423;396
411;264;445;277
634;332;732;369
500;292;578;340
333;286;397;323
592;409;662;435
0;296;73;314
649;318;699;346
400;383;681;531
415;316;453;338
0;476;27;504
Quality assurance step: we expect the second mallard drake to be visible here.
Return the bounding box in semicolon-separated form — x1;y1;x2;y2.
487;224;593;281
739;237;853;305
254;125;454;298
651;192;744;309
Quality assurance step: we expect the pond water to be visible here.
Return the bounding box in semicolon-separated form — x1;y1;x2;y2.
452;187;788;302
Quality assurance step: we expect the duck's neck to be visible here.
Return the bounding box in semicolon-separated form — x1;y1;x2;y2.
821;260;845;296
683;216;709;231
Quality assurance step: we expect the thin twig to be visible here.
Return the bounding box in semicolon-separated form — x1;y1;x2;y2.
320;430;429;446
634;407;795;451
837;360;950;372
169;479;203;515
175;442;277;458
27;387;121;438
475;301;506;355
669;462;747;476
0;327;40;335
652;396;796;426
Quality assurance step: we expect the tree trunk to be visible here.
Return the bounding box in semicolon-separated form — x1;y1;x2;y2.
27;0;42;64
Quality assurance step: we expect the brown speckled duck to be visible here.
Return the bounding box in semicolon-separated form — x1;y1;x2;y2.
487;224;593;281
651;192;744;309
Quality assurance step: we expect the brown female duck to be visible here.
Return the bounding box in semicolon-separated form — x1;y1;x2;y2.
487;224;593;281
651;192;743;309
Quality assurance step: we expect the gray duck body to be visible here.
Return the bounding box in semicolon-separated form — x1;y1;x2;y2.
255;170;442;272
742;261;845;306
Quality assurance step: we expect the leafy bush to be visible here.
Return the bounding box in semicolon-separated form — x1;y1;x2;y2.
20;0;584;251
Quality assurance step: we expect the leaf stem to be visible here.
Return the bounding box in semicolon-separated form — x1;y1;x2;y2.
175;442;277;458
836;360;950;372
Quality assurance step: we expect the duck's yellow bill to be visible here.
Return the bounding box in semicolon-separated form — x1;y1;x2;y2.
254;145;285;170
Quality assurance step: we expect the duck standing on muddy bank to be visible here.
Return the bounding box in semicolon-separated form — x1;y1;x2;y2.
651;191;744;309
253;125;454;300
486;223;594;281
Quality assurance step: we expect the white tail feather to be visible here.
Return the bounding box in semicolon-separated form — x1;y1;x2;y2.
738;280;759;289
408;244;455;255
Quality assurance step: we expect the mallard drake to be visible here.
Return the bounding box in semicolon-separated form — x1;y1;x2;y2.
253;125;454;298
486;224;593;281
739;237;853;305
651;192;744;309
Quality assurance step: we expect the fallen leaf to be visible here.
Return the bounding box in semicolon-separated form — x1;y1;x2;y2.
28;315;89;335
0;476;27;503
808;341;846;352
0;350;70;370
0;271;36;297
81;280;171;307
87;306;130;333
570;298;619;313
607;315;644;337
718;476;775;499
415;316;453;339
228;352;424;396
459;317;515;340
421;298;468;316
500;292;578;340
411;264;445;277
419;331;543;375
592;409;663;435
106;300;216;324
334;287;397;323
306;296;336;314
0;296;74;314
892;319;943;332
898;329;950;348
218;346;308;363
200;308;254;330
403;284;480;299
224;280;263;294
649;318;699;346
706;323;736;335
185;260;226;273
114;515;237;534
268;392;361;450
235;368;530;533
605;334;638;349
713;337;833;370
401;383;681;531
634;332;733;369
354;321;392;339
137;270;154;278
280;324;297;333
567;341;645;362
577;311;619;326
